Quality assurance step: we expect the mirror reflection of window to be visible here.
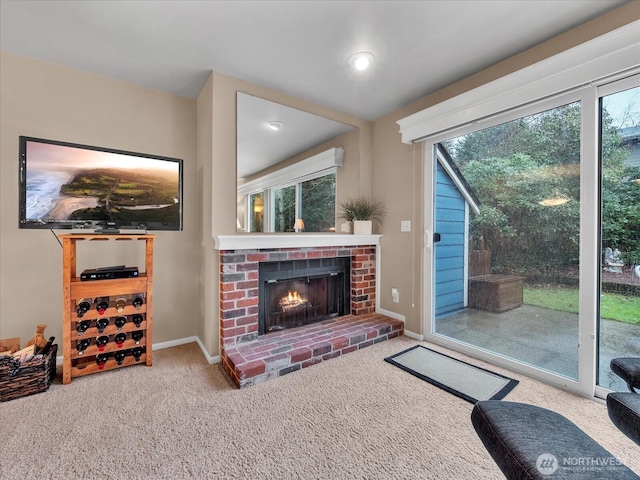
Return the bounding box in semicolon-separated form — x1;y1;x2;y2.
274;186;296;232
300;173;336;232
237;92;354;233
249;192;264;232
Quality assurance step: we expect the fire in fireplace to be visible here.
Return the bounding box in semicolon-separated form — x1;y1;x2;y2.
259;258;350;334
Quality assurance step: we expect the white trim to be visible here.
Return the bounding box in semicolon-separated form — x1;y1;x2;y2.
376;308;405;322
436;146;480;214
214;233;381;250
397;21;640;144
403;329;424;341
55;336;221;367
237;147;344;195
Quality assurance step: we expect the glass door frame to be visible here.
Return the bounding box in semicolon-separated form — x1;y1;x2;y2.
422;88;603;397
594;74;640;398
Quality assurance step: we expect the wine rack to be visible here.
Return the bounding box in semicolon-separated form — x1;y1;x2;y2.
60;234;154;384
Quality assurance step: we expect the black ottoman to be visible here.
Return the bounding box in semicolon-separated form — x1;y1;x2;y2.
471;400;639;479
607;392;640;446
611;358;640;393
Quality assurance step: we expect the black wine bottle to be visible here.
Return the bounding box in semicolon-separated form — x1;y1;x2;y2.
76;320;91;336
76;298;92;318
114;350;126;365
96;318;110;333
114;316;127;330
96;353;109;370
96;296;109;315
96;335;109;352
114;333;127;348
76;338;91;354
132;293;144;310
38;336;55;355
131;331;143;344
132;314;143;328
132;347;144;361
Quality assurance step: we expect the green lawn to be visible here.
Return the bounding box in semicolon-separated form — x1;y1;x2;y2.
524;286;640;325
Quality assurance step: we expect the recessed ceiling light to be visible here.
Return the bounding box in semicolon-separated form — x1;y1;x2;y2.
267;121;283;131
348;51;375;72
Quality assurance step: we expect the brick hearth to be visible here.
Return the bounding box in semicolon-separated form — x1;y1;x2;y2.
215;236;404;388
222;313;403;387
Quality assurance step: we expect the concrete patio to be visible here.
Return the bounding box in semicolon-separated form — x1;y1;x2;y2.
435;304;640;392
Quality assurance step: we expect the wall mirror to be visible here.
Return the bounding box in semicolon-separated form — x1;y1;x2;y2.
237;92;356;233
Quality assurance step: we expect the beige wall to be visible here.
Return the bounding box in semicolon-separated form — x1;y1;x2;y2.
0;52;199;347
371;2;640;335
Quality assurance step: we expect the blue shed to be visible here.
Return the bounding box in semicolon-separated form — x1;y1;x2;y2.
434;145;480;318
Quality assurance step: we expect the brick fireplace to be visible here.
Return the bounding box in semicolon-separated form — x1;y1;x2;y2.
214;234;404;387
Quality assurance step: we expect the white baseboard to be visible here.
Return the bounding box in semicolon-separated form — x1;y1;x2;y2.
376;308;405;322
55;336;221;367
403;329;424;341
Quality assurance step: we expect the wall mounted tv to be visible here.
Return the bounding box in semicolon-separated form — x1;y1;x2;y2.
19;136;183;231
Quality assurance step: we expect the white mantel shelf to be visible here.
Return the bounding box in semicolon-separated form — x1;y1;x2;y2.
214;233;382;251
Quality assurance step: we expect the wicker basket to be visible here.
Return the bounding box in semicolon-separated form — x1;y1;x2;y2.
0;344;57;402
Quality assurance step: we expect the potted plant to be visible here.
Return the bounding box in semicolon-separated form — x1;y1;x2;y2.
338;196;385;234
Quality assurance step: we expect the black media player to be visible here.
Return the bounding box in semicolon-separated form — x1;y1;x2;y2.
80;266;139;281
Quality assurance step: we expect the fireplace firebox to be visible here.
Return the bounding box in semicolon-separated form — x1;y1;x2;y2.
259;257;350;335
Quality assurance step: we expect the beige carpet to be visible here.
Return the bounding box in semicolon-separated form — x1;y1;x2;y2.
1;336;638;479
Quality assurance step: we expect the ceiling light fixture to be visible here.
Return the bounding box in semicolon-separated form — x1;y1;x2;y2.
267;121;283;131
348;51;375;72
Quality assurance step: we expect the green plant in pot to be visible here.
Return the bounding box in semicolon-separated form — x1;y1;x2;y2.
339;196;385;234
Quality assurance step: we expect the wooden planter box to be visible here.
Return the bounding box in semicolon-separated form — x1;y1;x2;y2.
469;274;525;313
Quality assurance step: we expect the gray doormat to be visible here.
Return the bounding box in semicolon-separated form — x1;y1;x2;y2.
384;345;518;404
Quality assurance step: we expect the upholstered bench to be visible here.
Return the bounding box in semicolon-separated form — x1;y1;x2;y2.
607;392;640;446
471;400;639;479
611;357;640;393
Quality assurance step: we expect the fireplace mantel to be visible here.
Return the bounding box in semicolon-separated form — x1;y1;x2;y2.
214;233;381;250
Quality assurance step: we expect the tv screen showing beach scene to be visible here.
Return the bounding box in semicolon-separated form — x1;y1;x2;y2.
19;136;183;230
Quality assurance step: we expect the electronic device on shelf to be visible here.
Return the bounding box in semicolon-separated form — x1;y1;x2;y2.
80;266;139;281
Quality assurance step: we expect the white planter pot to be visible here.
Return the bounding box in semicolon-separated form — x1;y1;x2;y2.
340;221;353;233
353;220;372;235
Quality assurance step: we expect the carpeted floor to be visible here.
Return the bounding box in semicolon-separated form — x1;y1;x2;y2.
1;336;638;479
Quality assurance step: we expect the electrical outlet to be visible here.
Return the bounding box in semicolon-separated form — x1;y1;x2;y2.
391;287;399;303
401;220;411;232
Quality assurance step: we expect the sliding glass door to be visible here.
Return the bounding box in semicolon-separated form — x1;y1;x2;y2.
432;97;582;381
427;74;639;396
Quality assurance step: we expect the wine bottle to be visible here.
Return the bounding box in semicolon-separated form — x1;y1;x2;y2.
96;296;109;315
76;338;91;354
38;336;55;355
115;297;127;312
114;350;126;365
132;314;143;328
76;320;91;336
96;353;109;370
132;293;144;310
114;316;127;330
96;317;110;333
76;298;92;318
114;333;127;348
132;347;144;361
131;331;143;345
96;335;109;352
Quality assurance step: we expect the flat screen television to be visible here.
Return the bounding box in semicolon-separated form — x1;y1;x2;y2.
19;136;183;231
